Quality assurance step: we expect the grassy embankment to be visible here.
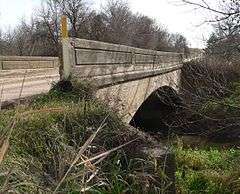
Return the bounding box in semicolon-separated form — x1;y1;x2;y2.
175;140;240;193
1;67;240;193
175;60;240;194
0;81;172;194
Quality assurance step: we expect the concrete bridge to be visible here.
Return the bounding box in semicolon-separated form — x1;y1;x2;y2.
0;38;191;125
0;37;197;192
62;38;185;122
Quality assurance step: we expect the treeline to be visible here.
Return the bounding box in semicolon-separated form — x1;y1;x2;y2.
205;28;240;65
189;0;240;65
0;0;189;57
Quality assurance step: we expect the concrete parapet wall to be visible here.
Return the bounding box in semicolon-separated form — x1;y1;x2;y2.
61;38;184;123
62;38;183;86
0;56;59;70
0;56;60;103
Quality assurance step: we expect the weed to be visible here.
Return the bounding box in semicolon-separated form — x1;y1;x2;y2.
175;139;240;194
0;81;168;193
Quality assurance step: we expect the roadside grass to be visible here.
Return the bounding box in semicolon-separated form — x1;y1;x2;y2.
0;81;170;193
175;142;240;194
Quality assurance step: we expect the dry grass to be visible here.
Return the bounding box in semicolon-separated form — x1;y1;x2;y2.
0;138;9;165
0;81;170;193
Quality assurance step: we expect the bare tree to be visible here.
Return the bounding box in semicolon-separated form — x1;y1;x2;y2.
181;1;240;20
172;33;190;55
87;11;109;41
131;15;158;49
100;0;134;45
0;0;190;56
0;28;5;55
38;0;62;56
60;0;90;37
181;0;240;33
181;0;240;61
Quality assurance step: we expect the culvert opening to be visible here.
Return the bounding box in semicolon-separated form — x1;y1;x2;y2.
129;86;184;136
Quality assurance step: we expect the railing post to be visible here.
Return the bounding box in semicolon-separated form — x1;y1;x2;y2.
61;15;72;80
61;15;68;39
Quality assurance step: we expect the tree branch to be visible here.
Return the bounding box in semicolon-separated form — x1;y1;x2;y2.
182;0;237;16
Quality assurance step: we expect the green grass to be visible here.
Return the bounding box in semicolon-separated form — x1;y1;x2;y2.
0;81;170;193
175;141;240;194
3;79;240;193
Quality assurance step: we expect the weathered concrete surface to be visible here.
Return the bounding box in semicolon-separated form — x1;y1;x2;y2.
0;56;59;70
96;69;181;122
62;38;183;122
62;38;183;82
0;56;59;105
0;68;59;104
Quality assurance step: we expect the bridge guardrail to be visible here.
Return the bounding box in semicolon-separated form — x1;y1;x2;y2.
0;56;59;70
0;56;60;104
62;38;184;87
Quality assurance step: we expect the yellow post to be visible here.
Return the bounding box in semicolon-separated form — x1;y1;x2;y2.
61;15;68;39
61;15;71;80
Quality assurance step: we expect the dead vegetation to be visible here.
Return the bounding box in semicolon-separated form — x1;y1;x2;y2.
0;81;174;193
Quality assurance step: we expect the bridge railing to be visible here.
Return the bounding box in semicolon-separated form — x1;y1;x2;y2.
0;56;60;103
0;56;59;70
62;38;183;87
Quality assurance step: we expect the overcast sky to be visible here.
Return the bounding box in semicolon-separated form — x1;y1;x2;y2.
0;0;215;48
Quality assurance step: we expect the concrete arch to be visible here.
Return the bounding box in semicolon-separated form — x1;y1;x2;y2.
96;69;182;123
129;86;183;135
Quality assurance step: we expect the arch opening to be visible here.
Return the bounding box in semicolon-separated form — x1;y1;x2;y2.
129;86;184;136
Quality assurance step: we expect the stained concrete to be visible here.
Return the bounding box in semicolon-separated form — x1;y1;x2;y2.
0;56;59;104
63;38;183;122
